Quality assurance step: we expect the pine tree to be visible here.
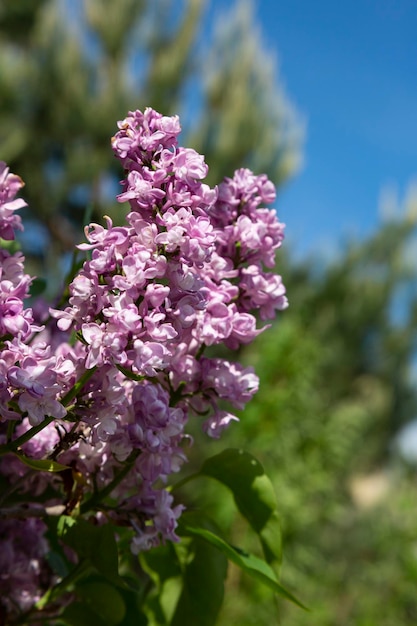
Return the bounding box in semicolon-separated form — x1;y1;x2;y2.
0;0;301;287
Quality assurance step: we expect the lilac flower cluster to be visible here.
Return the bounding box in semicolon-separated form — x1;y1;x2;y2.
0;518;53;617
0;108;287;619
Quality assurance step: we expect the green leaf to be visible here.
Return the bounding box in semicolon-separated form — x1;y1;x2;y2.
57;516;124;587
58;601;109;626
142;578;182;626
179;516;307;610
36;559;92;610
139;518;227;626
44;517;73;579
140;542;184;625
91;523;121;583
170;517;228;626
46;549;70;579
117;589;149;626
76;581;126;625
29;277;47;297
199;448;282;571
13;451;69;472
141;542;183;587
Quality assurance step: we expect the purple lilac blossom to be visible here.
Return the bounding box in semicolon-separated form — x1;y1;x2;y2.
0;107;288;619
0;161;25;240
0;518;55;619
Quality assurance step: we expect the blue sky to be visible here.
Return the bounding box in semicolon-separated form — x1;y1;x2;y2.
212;0;417;258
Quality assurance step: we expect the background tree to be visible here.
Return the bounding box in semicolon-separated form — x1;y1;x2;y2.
205;197;417;625
0;0;301;289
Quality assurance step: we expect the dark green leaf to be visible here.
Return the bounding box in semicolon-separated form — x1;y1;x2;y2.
46;549;70;579
91;523;120;582
77;581;126;625
44;517;72;579
57;516;125;587
29;277;47;297
58;601;108;626
141;542;182;586
117;588;149;626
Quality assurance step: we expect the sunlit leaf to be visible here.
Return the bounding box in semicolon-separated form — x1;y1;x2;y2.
171;517;228;626
179;516;306;609
199;448;282;570
140;541;185;625
13;451;69;472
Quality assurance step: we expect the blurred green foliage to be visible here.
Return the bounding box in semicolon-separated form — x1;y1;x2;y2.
213;208;417;624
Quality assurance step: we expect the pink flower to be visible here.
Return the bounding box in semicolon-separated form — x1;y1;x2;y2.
0;161;26;240
82;322;127;368
203;410;239;439
18;391;67;426
173;148;208;185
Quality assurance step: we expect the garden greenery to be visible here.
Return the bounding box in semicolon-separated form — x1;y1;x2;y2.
0;107;302;625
